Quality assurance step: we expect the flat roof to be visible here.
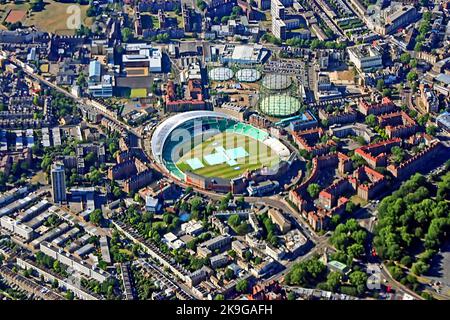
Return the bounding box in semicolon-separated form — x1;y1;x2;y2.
436;73;450;85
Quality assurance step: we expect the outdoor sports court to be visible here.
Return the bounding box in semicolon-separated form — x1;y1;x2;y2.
175;133;280;179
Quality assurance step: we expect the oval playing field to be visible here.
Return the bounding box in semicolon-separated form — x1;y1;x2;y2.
151;111;291;181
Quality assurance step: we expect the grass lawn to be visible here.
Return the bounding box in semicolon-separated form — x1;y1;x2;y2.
350;195;368;207
1;0;92;35
140;12;159;29
165;11;183;27
130;88;147;98
30;171;48;186
175;132;281;179
118;248;133;258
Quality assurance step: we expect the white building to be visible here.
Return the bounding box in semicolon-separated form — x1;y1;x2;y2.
0;216;34;240
123;43;162;73
181;220;204;236
347;44;383;72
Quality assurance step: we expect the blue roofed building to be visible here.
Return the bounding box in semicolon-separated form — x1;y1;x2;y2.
88;60;114;98
436;111;450;133
89;60;101;83
145;196;161;213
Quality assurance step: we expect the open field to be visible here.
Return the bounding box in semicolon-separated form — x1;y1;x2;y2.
0;1;92;35
130;88;148;98
175;132;280;179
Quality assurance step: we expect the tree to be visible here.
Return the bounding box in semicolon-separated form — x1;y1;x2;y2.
414;42;423;52
122;28;133;42
30;0;44;11
345;201;357;214
88;168;103;185
310;39;322;50
307;183;321;198
382;88;392;98
190;197;202;214
53;260;61;273
89;209;103;226
224;268;234;280
407;71;418;83
388;265;403;280
156;33;170;43
349;270;368;288
112;186;122;199
365;114;377;127
228;214;240;227
426;125;438;136
235;196;245;209
214;294;225;300
244;250;252;262
86;5;96;17
232;6;243;15
347;243;365;259
400;256;413;267
236;279;249;293
376;79;385;91
85;151;96;165
66;290;74;300
287;292;296;300
411;260;430;276
76;72;87;88
417;114;429;127
400;52;411;65
391;146;405;164
325;272;342;291
348;270;368;295
196;0;207;10
227;250;237;259
219;192;232;210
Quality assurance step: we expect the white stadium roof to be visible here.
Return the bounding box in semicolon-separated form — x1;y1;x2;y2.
151;111;236;163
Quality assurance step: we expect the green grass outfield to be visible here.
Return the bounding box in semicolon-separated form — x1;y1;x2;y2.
175;132;280;179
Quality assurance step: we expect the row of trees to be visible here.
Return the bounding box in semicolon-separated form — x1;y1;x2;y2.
285;38;347;50
373;173;450;275
284;256;327;287
257;212;279;247
414;11;432;52
330;219;368;263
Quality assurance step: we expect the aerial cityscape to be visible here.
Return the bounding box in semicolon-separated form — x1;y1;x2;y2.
0;0;450;303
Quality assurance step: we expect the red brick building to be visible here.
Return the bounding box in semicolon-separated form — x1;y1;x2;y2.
377;111;418;139
293;127;337;157
357;97;396;116
354;138;402;168
387;141;441;180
